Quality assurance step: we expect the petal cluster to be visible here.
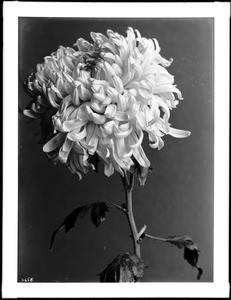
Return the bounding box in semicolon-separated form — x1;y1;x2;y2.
24;27;190;179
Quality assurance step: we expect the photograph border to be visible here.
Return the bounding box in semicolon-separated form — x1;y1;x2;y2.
3;2;229;298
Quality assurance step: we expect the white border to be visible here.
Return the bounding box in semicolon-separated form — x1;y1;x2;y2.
3;1;230;298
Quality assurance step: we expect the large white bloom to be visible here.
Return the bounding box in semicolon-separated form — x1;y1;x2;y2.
24;27;190;179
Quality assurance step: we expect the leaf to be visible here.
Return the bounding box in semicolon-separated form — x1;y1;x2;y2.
79;205;92;219
166;235;194;249
99;255;121;282
184;244;203;280
91;202;109;227
50;202;110;250
99;252;146;282
129;253;147;280
166;235;203;280
49;204;93;250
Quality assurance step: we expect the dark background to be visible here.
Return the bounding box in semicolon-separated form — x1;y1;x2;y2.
18;18;214;282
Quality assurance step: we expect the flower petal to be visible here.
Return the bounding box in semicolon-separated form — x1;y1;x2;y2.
104;104;117;119
43;133;65;153
85;106;106;125
114;126;133;139
47;87;59;108
169;127;191;138
133;145;150;168
153;84;182;100
62;119;87;132
111;75;124;94
104;163;114;177
23;109;40;119
129;129;144;149
67;126;87;141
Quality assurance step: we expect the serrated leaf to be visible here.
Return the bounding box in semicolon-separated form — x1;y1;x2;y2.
91;202;109;227
100;255;121;282
166;235;203;280
99;252;146;282
50;204;93;250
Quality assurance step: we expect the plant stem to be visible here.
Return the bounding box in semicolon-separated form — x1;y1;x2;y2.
145;233;168;242
106;202;126;214
121;172;141;258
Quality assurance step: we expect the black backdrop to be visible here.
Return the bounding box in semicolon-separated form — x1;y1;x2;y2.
18;18;214;282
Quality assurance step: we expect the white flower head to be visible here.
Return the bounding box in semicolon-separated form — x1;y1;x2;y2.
24;27;190;180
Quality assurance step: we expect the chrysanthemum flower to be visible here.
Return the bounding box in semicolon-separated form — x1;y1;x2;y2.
24;27;190;180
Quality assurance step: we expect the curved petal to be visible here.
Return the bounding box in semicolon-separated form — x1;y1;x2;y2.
23;109;40;119
58;137;74;163
90;101;105;114
111;75;124;93
153;84;183;100
85;105;106;124
129;129;144;149
67;126;87;141
104;104;117;118
86;123;99;155
75;38;92;52
43;133;65;153
114;126;133;139
104;162;114;177
47;87;59;108
133;145;150;168
62;119;87;132
136;111;147;129
92;92;106;102
114;111;130;122
101;120;116;135
169;127;191;138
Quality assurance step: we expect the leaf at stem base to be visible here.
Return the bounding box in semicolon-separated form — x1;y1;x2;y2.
99;252;147;282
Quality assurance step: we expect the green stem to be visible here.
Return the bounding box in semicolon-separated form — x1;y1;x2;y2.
122;172;141;258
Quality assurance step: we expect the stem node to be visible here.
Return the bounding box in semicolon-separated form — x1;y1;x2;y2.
137;224;147;242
